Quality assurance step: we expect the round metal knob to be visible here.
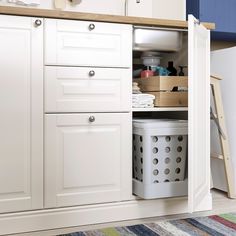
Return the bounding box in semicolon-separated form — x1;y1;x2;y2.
89;116;95;123
89;70;95;77
88;23;95;31
34;19;42;27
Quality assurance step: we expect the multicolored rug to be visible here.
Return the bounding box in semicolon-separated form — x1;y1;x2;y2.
60;213;236;236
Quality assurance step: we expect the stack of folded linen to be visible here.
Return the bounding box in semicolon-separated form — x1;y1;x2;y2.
132;82;142;94
132;94;155;108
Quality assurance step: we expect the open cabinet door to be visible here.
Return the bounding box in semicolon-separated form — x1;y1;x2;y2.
188;15;212;212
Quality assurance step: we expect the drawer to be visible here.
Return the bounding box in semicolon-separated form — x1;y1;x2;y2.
45;66;131;113
45;19;132;67
44;113;132;207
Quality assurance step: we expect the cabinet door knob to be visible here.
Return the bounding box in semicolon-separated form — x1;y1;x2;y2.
89;70;95;77
89;116;95;123
34;19;42;27
88;23;95;31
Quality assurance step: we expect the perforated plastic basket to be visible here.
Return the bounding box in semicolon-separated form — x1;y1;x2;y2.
133;119;188;199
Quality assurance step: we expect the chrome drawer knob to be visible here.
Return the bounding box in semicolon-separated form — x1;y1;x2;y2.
89;70;95;77
89;116;95;123
88;23;95;31
34;19;42;27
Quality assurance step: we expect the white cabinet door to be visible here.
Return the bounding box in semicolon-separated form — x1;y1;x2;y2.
45;113;132;208
0;15;43;213
126;0;153;18
188;15;212;212
45;66;131;113
126;0;186;20
45;19;132;68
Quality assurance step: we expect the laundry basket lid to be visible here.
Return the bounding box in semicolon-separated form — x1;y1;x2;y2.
133;119;188;129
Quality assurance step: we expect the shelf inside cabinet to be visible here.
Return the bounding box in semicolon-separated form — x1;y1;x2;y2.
132;107;188;112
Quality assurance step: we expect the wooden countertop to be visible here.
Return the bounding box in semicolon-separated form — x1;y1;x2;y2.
0;6;215;30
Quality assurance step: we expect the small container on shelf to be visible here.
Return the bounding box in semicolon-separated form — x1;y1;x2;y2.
141;66;154;78
141;51;161;72
178;66;188;76
132;119;188;199
167;61;177;76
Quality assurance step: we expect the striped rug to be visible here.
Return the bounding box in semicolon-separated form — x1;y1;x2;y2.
60;213;236;236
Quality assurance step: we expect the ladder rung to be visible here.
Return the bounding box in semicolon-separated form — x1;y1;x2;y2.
211;154;224;160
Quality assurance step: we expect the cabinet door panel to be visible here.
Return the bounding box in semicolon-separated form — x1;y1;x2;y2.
188;15;211;212
45;19;132;68
45;113;132;208
126;0;153;18
0;15;43;213
45;67;131;113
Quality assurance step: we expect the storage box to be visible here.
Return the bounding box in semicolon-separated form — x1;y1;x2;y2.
133;119;188;199
147;91;188;107
134;76;188;107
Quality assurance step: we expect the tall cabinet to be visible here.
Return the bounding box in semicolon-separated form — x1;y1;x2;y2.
0;15;43;213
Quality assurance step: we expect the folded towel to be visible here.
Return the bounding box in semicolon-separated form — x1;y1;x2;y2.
132;98;154;103
132;94;155;100
132;99;154;104
132;87;141;92
132;93;156;108
132;90;142;94
132;103;154;108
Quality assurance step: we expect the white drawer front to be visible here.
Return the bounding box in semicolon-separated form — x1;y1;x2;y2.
45;113;132;208
45;19;132;67
45;67;131;113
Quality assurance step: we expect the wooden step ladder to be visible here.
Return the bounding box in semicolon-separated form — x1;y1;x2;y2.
211;75;236;198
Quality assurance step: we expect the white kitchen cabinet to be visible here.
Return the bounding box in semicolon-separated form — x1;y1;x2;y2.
152;0;186;21
126;0;153;18
126;0;186;21
0;15;43;213
0;0;126;16
45;113;132;208
44;19;132;209
45;19;132;68
0;12;212;235
45;66;131;113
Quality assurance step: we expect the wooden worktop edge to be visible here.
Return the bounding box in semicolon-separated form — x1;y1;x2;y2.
0;6;215;30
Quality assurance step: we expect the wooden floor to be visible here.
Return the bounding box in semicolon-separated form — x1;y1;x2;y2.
14;190;236;236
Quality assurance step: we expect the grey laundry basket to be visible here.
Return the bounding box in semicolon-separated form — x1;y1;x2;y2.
133;119;188;199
